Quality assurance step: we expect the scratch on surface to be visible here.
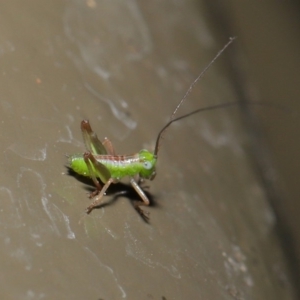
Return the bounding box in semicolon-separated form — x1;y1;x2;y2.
52;203;76;239
84;83;137;130
16;167;75;239
57;125;73;143
84;247;127;298
57;125;82;147
0;186;22;227
124;222;181;278
8;143;48;161
104;227;119;240
41;196;60;236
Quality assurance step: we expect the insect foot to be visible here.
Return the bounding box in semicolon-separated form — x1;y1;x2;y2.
135;205;150;222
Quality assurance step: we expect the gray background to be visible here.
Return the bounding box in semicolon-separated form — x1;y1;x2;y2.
0;1;299;299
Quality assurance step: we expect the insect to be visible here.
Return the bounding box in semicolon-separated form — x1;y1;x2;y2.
69;37;238;220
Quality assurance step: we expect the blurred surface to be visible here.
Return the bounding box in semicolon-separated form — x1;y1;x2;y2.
227;0;300;292
0;1;299;299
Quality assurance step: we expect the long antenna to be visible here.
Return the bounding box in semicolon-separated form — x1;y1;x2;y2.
154;37;236;157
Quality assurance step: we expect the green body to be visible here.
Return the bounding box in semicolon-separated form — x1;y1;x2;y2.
69;149;157;182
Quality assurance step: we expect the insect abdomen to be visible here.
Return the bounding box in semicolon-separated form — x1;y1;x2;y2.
69;154;90;176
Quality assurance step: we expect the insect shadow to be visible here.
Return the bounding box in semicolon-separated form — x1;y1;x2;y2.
67;167;156;222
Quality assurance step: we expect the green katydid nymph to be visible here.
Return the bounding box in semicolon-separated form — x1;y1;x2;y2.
69;37;237;220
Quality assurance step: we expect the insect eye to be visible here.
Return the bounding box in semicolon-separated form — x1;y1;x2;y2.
143;161;152;170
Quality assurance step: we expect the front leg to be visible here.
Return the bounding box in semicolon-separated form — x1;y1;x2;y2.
137;177;150;190
130;178;150;221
